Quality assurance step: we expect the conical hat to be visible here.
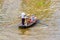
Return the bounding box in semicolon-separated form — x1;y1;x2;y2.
21;12;26;15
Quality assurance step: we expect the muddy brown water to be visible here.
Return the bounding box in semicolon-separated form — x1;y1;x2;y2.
0;0;60;40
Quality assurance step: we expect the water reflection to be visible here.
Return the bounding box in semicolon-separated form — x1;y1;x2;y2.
18;28;30;35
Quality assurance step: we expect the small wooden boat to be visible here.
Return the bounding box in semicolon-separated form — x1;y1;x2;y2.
19;20;37;28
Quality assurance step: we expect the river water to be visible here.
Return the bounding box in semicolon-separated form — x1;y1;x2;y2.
0;0;60;40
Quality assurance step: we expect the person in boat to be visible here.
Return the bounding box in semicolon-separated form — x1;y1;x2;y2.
25;14;31;25
25;14;37;23
30;14;37;23
21;12;26;25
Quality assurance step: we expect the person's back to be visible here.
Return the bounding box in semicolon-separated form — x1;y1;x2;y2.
21;12;26;18
31;16;34;21
30;14;37;22
30;14;35;22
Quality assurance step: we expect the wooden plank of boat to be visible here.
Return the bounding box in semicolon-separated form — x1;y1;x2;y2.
19;20;37;28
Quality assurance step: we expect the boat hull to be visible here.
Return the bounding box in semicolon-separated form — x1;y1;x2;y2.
19;20;37;28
